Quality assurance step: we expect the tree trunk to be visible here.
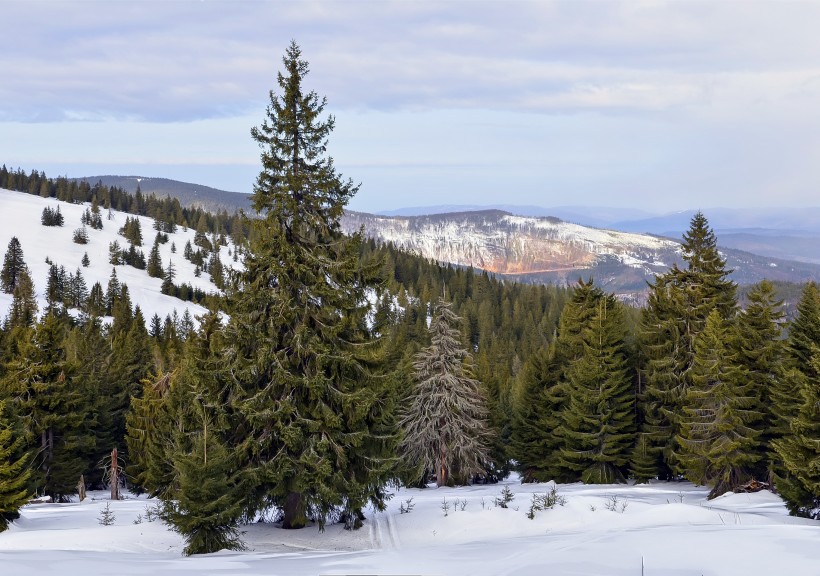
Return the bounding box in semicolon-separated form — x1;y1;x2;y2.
438;447;448;487
282;491;307;529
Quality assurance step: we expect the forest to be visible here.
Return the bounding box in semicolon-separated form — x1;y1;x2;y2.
2;41;820;556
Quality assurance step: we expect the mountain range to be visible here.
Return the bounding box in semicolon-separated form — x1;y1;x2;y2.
68;176;820;298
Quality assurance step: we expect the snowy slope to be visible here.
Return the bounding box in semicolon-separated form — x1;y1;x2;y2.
1;477;818;575
0;188;233;326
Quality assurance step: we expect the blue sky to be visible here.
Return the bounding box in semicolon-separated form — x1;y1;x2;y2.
3;1;820;214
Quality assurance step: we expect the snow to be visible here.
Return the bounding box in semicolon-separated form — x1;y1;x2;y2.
2;477;818;575
0;189;233;326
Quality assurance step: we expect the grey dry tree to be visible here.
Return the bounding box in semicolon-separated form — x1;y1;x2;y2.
399;298;492;486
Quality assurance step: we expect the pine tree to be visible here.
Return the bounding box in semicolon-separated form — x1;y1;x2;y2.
1;237;26;294
399;299;491;487
558;293;635;484
675;311;760;498
224;41;396;530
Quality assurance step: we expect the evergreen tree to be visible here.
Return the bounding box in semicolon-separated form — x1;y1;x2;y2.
399;299;491;487
82;252;90;267
558;293;635;484
161;260;175;294
147;240;163;278
735;280;785;480
675;311;760;498
0;400;30;531
638;212;737;478
773;349;820;517
0;313;95;500
161;311;248;554
5;268;37;330
509;348;566;482
1;237;26;293
224;42;396;530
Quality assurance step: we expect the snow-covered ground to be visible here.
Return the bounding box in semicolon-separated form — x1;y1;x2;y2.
2;476;818;575
0;188;233;326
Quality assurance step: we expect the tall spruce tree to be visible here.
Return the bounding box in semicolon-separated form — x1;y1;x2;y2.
734;280;785;480
224;41;396;530
558;292;635;484
675;311;760;498
638;212;737;479
399;298;492;487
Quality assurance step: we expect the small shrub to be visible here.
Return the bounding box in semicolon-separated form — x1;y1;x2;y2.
441;497;450;517
73;227;89;244
526;486;567;520
399;497;415;514
494;486;515;509
98;502;115;526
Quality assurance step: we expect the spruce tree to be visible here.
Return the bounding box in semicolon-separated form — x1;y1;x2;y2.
675;311;760;498
735;280;785;480
558;293;635;484
638;212;737;478
5;268;37;330
509;348;566;482
224;41;396;530
1;237;26;294
161;311;248;554
0;400;30;531
147;240;164;278
772;350;820;517
399;298;491;487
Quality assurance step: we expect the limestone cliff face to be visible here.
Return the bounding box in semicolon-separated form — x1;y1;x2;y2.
341;209;679;277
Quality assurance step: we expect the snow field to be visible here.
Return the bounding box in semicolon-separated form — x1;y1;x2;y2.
2;477;819;575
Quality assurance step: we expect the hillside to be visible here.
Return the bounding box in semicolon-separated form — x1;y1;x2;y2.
0;188;232;326
73;175;253;214
342;210;820;296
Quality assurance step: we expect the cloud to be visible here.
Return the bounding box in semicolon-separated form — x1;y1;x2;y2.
4;1;820;123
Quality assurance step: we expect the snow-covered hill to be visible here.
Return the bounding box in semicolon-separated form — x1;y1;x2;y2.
0;188;232;326
342;209;820;295
1;476;818;575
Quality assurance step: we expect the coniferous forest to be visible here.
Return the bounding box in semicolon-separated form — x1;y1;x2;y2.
3;42;820;555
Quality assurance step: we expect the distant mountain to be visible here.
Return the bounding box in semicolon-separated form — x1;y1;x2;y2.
74;175;252;214
341;209;820;299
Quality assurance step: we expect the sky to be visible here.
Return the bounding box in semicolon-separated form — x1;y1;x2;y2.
3;1;820;215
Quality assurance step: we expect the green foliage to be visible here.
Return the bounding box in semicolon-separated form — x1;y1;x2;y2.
0;400;30;531
224;41;397;530
1;237;27;294
675;311;761;498
558;292;635;484
638;212;737;479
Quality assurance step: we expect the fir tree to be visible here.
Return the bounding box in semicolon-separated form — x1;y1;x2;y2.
399;299;491;487
224;42;396;530
1;237;26;294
